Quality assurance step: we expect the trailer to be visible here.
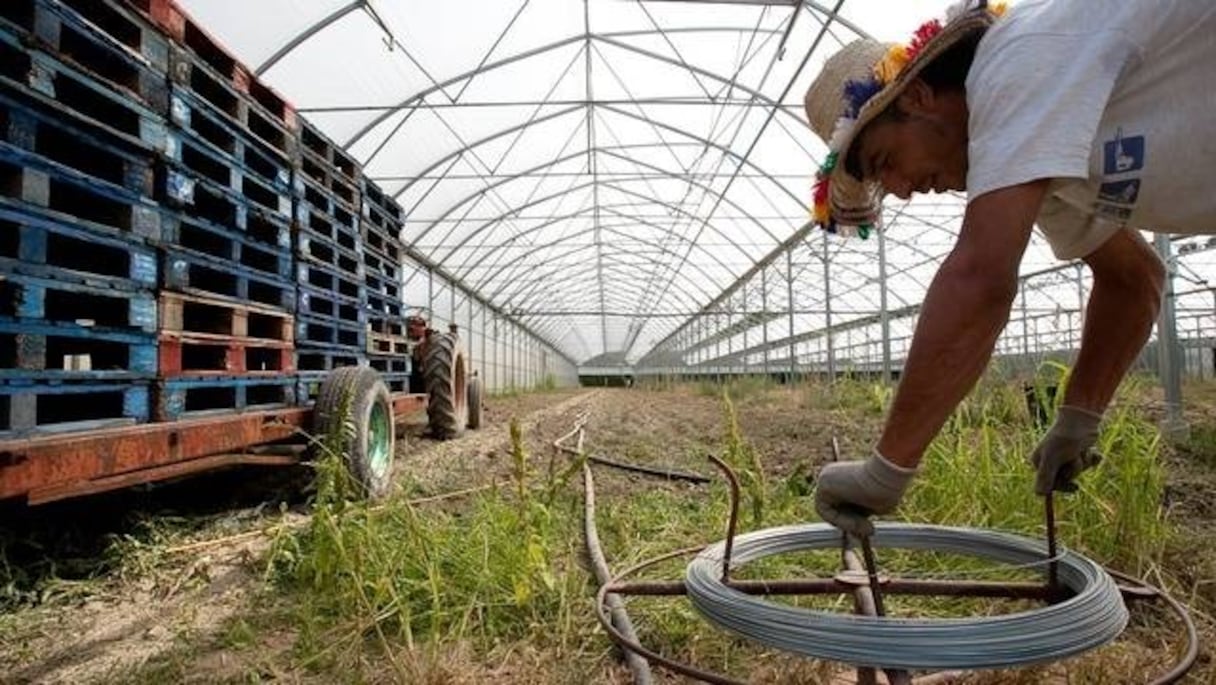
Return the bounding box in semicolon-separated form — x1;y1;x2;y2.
0;0;485;505
0;322;483;505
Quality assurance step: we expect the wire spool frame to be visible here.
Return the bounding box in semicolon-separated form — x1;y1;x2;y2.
685;522;1129;671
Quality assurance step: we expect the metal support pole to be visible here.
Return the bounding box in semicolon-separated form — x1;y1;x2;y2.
1154;233;1187;438
787;249;796;381
762;266;771;379
877;224;891;383
824;232;835;380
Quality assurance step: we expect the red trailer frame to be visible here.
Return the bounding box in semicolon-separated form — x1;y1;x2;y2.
0;392;426;505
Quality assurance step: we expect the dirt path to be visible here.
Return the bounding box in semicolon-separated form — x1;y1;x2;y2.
0;389;599;685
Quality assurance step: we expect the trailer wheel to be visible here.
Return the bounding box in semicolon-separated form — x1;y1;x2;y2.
467;375;483;430
313;366;395;499
424;331;468;439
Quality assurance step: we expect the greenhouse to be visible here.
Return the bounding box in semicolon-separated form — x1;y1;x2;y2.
174;0;1216;394
1;0;1213;683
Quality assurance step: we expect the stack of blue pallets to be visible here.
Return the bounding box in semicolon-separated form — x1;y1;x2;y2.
1;0;421;438
293;120;370;400
0;0;170;436
152;13;299;420
360;177;411;393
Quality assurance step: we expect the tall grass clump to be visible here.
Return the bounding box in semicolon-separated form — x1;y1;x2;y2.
268;416;578;672
900;376;1169;572
721;390;767;528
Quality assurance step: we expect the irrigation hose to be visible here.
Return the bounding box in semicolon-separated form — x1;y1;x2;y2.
686;522;1129;671
577;431;654;684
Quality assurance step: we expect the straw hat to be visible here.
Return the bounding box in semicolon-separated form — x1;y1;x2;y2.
804;1;1006;238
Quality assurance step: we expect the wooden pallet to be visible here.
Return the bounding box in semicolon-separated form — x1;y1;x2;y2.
158;290;293;342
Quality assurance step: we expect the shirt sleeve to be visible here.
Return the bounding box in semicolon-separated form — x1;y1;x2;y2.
965;28;1139;199
1036;193;1124;260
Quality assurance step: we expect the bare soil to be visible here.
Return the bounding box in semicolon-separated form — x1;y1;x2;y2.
0;384;1212;684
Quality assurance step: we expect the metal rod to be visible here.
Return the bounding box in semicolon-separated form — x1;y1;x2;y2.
859;537;887;616
1045;492;1059;591
707;454;741;583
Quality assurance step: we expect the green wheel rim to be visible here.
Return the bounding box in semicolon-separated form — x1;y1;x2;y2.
368;400;391;478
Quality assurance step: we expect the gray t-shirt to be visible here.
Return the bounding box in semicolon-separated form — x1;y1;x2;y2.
965;0;1216;259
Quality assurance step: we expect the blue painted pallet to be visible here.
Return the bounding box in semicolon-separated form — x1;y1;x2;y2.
360;177;403;231
0;31;167;149
167;45;295;161
380;373;411;394
159;167;291;234
153;375;297;421
161;246;296;312
160;210;292;281
295;227;362;281
365;289;404;320
364;270;401;301
0;269;157;332
361;246;399;282
0;0;170;112
295;171;359;221
368;315;408;338
297;284;365;327
361;219;403;264
0;144;162;243
299;121;359;205
0;379;149;437
0;203;158;288
1;93;155;197
163;130;292;217
297;260;364;303
295;200;359;250
295;343;367;373
368;354;410;376
0;318;156;379
167;88;291;187
295;314;365;349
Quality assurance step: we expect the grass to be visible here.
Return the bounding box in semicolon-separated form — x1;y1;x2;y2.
251;372;1173;681
6;371;1199;684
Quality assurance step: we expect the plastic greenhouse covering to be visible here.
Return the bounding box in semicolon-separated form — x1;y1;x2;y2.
177;0;1216;378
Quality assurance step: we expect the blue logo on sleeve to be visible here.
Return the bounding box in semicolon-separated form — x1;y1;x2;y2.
1103;128;1145;175
1098;179;1141;205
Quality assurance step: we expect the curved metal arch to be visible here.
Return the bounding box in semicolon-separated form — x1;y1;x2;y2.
432;167;787;278
483;226;729;318
452;206;732;303
469;201;898;319
495;246;710;322
347;27;816;153
254;1;364;76
429;178;783;281
414;128;807;251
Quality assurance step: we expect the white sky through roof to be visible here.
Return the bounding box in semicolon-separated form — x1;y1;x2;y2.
175;0;1216;366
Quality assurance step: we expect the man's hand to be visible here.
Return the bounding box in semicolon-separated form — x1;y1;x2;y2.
1030;405;1103;495
814;452;917;537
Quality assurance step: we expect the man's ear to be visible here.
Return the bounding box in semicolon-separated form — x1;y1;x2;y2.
896;79;936;115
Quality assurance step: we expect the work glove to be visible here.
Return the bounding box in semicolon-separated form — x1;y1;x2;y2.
1030;405;1103;495
814;451;917;538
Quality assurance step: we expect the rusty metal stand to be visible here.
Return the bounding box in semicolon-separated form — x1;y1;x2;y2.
592;449;1199;685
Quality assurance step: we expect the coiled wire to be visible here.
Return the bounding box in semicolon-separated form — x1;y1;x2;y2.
685;522;1128;670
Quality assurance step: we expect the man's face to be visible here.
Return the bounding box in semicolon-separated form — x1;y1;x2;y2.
848;81;969;200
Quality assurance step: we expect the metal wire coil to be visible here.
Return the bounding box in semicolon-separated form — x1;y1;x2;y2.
685;522;1129;670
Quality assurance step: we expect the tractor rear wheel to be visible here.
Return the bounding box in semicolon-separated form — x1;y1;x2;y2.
424;331;468;439
313;366;395;499
467;375;483;430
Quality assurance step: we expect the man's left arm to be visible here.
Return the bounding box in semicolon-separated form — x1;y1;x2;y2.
815;181;1047;536
1029;228;1164;494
